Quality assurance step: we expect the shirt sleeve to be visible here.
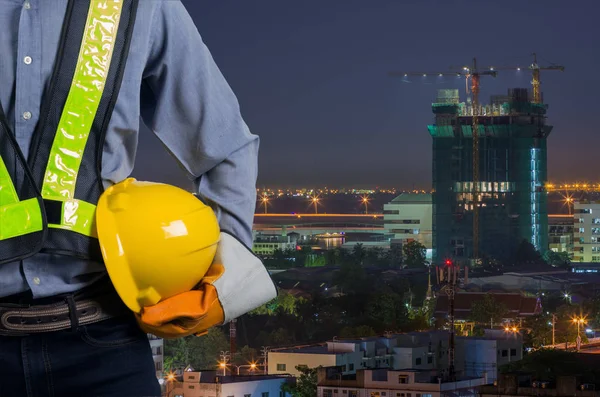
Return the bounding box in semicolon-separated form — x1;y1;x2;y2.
139;1;257;248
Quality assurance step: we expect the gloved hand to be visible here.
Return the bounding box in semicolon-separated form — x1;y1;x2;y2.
136;232;277;339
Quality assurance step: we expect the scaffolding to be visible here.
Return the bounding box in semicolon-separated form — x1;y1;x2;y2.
430;88;550;263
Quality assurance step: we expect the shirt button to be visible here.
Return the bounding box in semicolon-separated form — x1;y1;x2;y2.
33;277;41;285
23;111;32;120
24;56;32;65
24;1;31;9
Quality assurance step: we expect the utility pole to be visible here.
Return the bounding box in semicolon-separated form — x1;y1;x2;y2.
229;319;237;363
219;351;230;377
437;260;467;382
552;314;556;346
261;346;270;374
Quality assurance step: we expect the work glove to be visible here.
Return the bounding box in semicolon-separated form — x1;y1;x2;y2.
136;232;277;339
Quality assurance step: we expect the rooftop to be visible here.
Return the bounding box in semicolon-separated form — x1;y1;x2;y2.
184;371;292;384
389;193;432;204
271;344;331;354
434;292;541;319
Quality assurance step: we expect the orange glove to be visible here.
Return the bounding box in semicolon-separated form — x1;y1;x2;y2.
136;232;277;339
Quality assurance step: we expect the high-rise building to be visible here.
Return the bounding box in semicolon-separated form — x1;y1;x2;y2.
430;88;550;263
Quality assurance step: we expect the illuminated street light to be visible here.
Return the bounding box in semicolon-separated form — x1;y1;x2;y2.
310;196;320;214
237;363;259;375
361;195;370;214
260;195;269;214
572;316;587;351
166;373;176;397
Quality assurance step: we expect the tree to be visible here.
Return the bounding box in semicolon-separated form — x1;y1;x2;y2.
281;366;318;397
387;244;403;267
514;239;543;265
523;314;553;348
163;327;229;372
469;294;509;326
249;291;303;317
366;292;408;331
339;325;377;338
305;255;326;267
352;244;366;265
333;261;366;294
366;247;387;266
403;241;426;268
543;250;571;269
258;327;295;347
233;345;259;365
553;304;588;345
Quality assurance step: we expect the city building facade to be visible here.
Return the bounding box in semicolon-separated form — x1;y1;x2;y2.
252;231;297;256
269;331;521;382
170;371;293;397
455;333;523;384
268;342;364;377
549;215;574;254
479;373;600;397
430;88;550;263
572;201;600;262
148;334;164;379
383;193;433;258
317;367;487;397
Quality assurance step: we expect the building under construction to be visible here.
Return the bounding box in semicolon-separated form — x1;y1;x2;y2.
430;87;551;263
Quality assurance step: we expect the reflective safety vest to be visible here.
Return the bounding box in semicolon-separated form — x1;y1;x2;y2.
0;0;139;265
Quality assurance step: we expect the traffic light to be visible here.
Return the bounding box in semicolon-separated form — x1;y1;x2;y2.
444;259;452;266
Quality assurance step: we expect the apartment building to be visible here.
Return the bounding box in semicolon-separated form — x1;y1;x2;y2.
316;367;487;397
269;331;520;381
170;371;294;397
572;201;600;262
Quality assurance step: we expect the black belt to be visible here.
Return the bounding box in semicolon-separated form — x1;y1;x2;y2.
0;279;128;336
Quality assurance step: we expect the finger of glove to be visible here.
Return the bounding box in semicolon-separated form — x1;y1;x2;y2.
136;315;196;339
140;290;206;326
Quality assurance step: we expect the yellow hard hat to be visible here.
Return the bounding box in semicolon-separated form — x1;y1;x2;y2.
96;178;220;313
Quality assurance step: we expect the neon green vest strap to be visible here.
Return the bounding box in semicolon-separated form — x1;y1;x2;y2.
0;157;43;240
41;0;125;238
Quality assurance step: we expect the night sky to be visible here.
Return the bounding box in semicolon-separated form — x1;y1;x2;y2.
132;0;600;190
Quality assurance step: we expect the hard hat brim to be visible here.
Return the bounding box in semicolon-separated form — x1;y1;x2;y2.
96;191;145;314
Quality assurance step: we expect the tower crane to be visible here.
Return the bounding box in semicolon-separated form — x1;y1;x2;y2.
483;53;564;103
390;58;497;262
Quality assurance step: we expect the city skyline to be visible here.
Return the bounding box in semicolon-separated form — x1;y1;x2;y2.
132;1;598;189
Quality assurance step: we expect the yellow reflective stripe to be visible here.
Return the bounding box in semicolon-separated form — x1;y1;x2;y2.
0;156;19;206
41;0;123;201
48;199;98;238
0;198;43;240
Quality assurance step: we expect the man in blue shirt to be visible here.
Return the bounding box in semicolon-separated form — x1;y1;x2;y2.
0;1;274;396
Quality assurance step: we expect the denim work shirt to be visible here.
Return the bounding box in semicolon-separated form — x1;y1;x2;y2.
0;0;259;298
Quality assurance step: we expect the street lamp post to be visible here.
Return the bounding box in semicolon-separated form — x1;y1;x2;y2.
361;196;369;214
219;351;230;376
237;363;258;375
573;317;586;351
566;197;573;215
166;373;176;397
311;197;319;214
